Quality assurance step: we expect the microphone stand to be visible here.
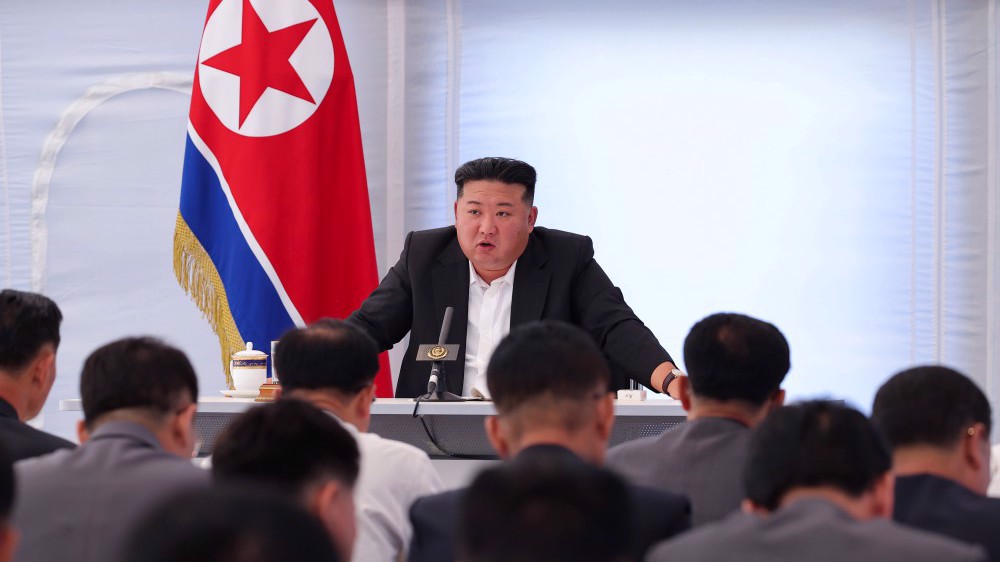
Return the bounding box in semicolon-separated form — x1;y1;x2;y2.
420;306;464;402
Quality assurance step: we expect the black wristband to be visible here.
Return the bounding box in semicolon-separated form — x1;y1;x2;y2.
662;369;684;394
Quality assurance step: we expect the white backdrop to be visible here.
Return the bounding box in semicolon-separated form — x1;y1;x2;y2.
1;0;998;441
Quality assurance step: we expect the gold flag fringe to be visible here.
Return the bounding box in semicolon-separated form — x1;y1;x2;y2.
173;213;245;390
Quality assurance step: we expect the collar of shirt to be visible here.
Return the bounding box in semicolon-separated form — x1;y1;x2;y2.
88;420;164;450
469;259;518;288
321;409;362;437
0;397;17;420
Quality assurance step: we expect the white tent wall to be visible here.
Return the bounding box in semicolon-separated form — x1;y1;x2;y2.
460;0;993;408
0;0;997;442
0;0;395;440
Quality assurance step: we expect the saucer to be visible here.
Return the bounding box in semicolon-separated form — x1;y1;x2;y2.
219;389;259;399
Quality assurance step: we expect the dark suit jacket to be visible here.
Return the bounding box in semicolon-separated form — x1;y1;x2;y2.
0;397;73;462
407;445;691;562
606;417;750;526
349;226;672;397
894;473;1000;561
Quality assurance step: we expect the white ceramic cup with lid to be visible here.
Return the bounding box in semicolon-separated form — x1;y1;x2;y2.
230;342;267;392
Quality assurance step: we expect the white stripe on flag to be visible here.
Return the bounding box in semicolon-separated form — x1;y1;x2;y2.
186;121;306;328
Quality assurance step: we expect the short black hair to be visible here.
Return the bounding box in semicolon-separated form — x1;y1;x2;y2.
212;398;360;495
872;365;992;449
459;453;632;562
0;289;62;371
455;157;537;204
80;337;198;428
744;400;891;511
122;486;341;562
487;321;610;415
276;320;379;395
683;312;790;405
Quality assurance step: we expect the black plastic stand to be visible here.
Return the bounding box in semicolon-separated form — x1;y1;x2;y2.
416;365;469;402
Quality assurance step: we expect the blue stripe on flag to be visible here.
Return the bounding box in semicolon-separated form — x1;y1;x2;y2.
178;134;295;352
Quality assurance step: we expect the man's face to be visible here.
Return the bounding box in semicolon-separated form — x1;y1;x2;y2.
454;180;537;282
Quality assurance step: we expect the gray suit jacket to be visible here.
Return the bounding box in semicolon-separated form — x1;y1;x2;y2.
646;498;988;562
12;421;210;562
607;417;748;526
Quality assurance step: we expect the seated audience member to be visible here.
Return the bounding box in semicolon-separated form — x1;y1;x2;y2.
408;321;690;562
0;290;73;460
646;401;988;562
871;366;1000;559
607;312;788;526
459;453;633;562
121;487;342;562
275;320;442;562
211;398;360;562
13;337;208;562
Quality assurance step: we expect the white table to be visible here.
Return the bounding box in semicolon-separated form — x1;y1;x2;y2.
60;397;686;459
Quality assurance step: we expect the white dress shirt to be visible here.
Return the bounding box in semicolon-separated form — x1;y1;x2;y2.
463;260;517;397
331;414;444;562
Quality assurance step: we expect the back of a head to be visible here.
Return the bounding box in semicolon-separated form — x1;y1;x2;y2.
276;319;379;395
744;400;891;511
487;321;610;424
80;337;198;429
121;487;341;562
871;365;992;450
459;454;633;562
683;312;790;406
0;289;62;372
212;398;359;495
454;157;537;204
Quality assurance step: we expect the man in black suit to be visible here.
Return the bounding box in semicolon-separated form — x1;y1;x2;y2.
458;449;634;562
407;321;691;562
0;290;73;461
348;157;684;398
606;312;789;526
871;365;1000;560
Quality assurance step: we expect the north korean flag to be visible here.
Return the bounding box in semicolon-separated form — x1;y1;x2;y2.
174;0;393;396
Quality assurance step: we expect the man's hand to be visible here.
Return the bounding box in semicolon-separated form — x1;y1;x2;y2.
650;362;684;399
665;373;683;399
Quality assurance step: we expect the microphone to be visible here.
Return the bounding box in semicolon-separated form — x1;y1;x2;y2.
426;306;454;395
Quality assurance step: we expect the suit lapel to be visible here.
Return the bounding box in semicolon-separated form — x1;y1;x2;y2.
511;233;550;328
431;237;470;393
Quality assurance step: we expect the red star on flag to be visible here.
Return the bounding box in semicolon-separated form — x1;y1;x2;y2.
202;0;318;128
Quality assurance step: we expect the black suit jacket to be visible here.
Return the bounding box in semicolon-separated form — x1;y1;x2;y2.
348;226;673;397
407;445;691;562
894;473;1000;561
0;397;74;462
